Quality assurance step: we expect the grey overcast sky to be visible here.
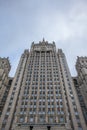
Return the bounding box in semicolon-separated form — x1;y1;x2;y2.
0;0;87;77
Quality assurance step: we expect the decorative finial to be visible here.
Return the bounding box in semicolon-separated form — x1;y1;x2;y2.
53;41;55;45
43;38;45;42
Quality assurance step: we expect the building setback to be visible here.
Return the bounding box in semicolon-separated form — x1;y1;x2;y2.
0;40;87;130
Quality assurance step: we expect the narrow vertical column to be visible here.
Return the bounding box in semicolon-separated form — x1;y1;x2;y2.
27;51;36;123
50;51;58;123
0;51;28;130
57;52;71;129
64;55;87;130
13;52;31;127
35;51;41;123
45;51;48;123
59;54;78;130
58;50;87;130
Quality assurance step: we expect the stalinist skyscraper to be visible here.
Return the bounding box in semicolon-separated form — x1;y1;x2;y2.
0;39;87;130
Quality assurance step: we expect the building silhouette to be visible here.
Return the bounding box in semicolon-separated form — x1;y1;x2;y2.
0;40;87;130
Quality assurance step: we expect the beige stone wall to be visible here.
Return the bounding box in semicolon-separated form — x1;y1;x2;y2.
1;42;87;130
0;58;11;116
15;125;68;130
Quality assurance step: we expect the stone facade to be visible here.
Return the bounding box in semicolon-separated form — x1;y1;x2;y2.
0;57;11;117
0;40;87;130
15;125;67;130
73;77;87;124
75;57;87;124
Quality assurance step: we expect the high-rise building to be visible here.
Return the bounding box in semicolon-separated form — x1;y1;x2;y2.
0;40;87;130
73;77;87;124
75;57;87;124
0;57;11;117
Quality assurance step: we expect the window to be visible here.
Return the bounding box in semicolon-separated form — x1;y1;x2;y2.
40;117;44;122
49;117;53;123
78;127;82;130
2;121;7;129
6;112;9;115
30;117;33;122
19;117;24;122
60;116;64;123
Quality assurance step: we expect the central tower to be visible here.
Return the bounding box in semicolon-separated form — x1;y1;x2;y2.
0;40;86;130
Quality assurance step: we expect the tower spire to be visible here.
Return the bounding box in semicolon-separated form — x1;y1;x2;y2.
43;37;45;42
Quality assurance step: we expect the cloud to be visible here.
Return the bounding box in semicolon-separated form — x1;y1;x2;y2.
0;0;87;76
34;0;87;41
